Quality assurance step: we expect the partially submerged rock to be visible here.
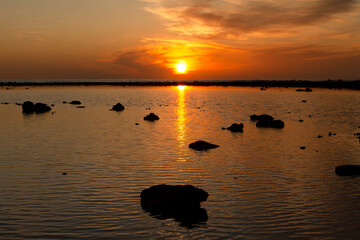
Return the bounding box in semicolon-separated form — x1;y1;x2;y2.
189;140;219;151
140;184;208;227
111;103;125;111
335;165;360;176
69;100;81;105
250;114;274;122
256;119;285;129
226;123;244;132
296;88;313;92
144;113;159;121
22;101;51;114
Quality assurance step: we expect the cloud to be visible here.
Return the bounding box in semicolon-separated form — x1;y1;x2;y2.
143;0;359;38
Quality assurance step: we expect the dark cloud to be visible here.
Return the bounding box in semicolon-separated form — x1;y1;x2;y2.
145;0;358;37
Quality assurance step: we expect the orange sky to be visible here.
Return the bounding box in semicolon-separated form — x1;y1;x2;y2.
1;0;360;80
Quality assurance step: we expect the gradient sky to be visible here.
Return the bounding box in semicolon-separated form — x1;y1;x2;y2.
1;0;360;80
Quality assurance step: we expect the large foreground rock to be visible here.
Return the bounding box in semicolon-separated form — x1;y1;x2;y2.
140;184;208;227
227;123;244;132
111;103;125;111
189;140;219;151
22;101;51;114
335;165;360;176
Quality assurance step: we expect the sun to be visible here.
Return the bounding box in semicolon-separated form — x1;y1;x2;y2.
175;62;187;74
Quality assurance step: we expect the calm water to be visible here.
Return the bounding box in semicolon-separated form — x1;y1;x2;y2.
1;86;360;239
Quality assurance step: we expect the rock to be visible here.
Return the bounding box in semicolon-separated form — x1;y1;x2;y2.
329;132;333;136
22;101;35;113
335;165;360;176
302;100;307;102
296;88;312;92
62;101;67;104
22;101;51;114
111;103;125;111
299;119;304;122
260;87;266;91
51;104;55;107
34;103;52;113
318;135;323;138
256;119;285;129
76;106;85;108
250;114;274;122
62;172;67;175
226;123;244;132
1;102;9;105
135;123;139;125
69;100;81;105
295;88;312;92
300;146;306;150
144;113;159;121
140;184;208;227
189;140;219;151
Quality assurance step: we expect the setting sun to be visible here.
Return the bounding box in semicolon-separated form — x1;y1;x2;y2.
175;62;187;74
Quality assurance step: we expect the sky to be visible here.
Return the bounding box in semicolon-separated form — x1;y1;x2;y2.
1;0;360;80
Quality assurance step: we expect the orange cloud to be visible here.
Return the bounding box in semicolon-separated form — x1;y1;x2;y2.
143;0;359;38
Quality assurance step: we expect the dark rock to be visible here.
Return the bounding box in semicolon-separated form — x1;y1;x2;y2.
62;172;67;175
354;133;360;136
144;113;159;121
140;184;208;227
296;88;312;92
221;127;226;130
111;103;125;111
15;103;22;106
260;87;266;91
300;146;306;150
62;101;67;104
309;115;312;118
329;132;332;136
256;119;285;129
302;100;307;102
318;135;323;138
51;104;55;107
135;123;139;125
69;100;81;105
22;101;35;113
335;165;360;176
34;103;52;113
226;123;244;132
76;106;85;108
1;102;9;105
22;101;51;114
250;114;274;122
299;119;304;122
189;140;219;151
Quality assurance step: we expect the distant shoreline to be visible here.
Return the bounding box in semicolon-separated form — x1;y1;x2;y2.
1;80;359;90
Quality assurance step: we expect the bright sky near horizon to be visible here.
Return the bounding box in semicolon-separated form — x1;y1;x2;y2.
1;0;360;80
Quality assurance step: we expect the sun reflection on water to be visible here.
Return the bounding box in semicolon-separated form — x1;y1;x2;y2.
176;86;187;159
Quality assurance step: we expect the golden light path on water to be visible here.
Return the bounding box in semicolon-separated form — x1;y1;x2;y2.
176;85;187;160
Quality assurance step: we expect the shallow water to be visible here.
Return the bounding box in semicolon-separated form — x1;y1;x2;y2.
0;86;360;239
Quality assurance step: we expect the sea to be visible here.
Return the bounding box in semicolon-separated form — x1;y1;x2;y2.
0;83;360;239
